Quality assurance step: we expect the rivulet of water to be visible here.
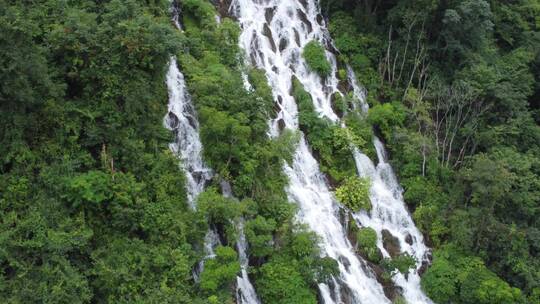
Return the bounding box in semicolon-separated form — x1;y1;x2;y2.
220;181;261;304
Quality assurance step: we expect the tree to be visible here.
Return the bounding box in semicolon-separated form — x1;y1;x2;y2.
255;258;317;304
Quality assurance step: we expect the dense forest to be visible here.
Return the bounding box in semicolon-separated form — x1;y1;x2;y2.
0;0;538;303
320;0;540;302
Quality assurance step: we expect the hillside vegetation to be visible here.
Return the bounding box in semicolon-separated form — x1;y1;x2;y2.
0;0;538;303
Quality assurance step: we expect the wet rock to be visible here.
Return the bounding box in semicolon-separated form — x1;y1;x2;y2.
384;284;404;302
368;261;404;301
338;255;351;271
277;118;285;131
210;0;236;20
325;279;339;303
278;38;288;52
418;251;432;276
405;233;413;245
262;23;277;53
273;96;282;114
382;229;401;258
167;112;180;129
212;224;228;246
297;9;312;33
293;28;301;46
338;282;355;304
316;13;324;26
264;7;275;23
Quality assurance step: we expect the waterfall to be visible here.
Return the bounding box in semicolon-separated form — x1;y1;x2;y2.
231;0;388;302
235;220;261;304
165;59;213;209
231;0;432;303
351;139;432;304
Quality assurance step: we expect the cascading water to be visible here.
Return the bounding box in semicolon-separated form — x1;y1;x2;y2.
165;58;219;280
165;60;213;209
351;139;432;304
231;0;388;303
165;53;261;304
231;0;432;302
235;221;261;304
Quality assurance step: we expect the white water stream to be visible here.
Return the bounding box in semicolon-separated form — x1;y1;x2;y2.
231;0;432;303
165;60;213;209
352;138;432;303
220;181;262;304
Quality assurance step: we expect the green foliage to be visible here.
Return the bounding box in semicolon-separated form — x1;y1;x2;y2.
344;112;376;158
422;247;525;304
367;102;406;140
255;258;317;304
2;0;538;302
303;40;332;76
178;5;327;301
67;171;112;207
199;246;240;295
293;79;358;183
182;0;217;29
335;177;371;211
91;238;195;303
245;216;277;258
382;253;416;276
327;12;382;91
323;0;540;300
440;0;494;63
357;227;380;262
0;1;203;302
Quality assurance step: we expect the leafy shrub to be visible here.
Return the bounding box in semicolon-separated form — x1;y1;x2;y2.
200;246;240;295
245;216;277;258
255;258;317;304
344;112;376;158
335;177;372;211
303;41;331;76
382;253;416;275
197;187;240;244
312;256;340;283
357;227;380;262
367;102;406;140
182;0;216;29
